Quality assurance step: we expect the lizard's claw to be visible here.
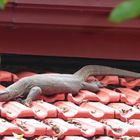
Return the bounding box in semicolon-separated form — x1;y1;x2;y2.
98;82;107;88
22;99;32;107
91;81;106;88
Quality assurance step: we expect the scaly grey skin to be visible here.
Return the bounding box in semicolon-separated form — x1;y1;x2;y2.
0;65;140;106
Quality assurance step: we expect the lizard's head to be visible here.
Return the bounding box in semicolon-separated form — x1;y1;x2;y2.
0;90;11;101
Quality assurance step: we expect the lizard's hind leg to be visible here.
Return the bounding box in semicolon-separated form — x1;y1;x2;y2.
23;86;42;107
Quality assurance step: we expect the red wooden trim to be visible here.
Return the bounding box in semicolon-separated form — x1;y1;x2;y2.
10;0;121;8
0;27;140;61
0;0;139;29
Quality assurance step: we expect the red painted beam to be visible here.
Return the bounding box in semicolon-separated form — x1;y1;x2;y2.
13;0;121;7
0;27;140;61
0;0;140;29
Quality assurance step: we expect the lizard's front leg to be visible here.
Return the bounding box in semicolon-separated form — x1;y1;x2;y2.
90;81;106;88
81;81;105;92
23;86;42;107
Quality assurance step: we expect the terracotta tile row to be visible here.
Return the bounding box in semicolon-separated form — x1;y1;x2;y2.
1;99;140;122
0;101;57;120
1;100;140;122
55;101;115;120
0;118;104;138
56;101;140;121
68;88;121;105
68;88;140;105
1;117;140;139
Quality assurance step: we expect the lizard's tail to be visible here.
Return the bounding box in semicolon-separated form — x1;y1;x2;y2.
74;65;140;81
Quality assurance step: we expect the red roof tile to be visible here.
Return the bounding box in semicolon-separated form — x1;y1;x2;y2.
67;90;100;105
67;118;105;138
0;101;34;120
101;119;139;138
17;72;36;79
80;102;115;120
129;119;140;127
108;103;140;121
120;78;140;88
31;101;58;120
117;88;140;105
1;72;140;139
0;85;6;90
12;118;48;137
100;76;120;85
0;71;18;82
38;93;65;103
0;118;22;135
55;101;89;120
97;88;121;104
43;118;81;137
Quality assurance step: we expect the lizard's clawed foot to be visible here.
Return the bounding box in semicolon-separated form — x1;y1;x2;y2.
91;81;106;88
22;99;33;107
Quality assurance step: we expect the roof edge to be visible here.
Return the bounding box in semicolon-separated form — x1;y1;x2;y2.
0;0;139;29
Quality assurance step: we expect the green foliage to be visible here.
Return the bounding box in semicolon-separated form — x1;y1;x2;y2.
109;0;140;23
0;0;8;9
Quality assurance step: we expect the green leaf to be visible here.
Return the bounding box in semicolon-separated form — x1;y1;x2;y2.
0;0;8;9
109;0;140;23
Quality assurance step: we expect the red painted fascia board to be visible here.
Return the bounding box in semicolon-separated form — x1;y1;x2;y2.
0;27;140;60
9;0;121;9
0;0;140;29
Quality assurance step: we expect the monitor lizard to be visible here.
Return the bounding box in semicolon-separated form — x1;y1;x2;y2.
0;65;140;106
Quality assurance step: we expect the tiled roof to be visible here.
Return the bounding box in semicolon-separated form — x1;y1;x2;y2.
0;71;140;139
